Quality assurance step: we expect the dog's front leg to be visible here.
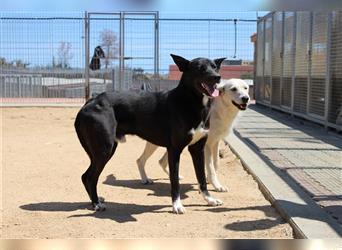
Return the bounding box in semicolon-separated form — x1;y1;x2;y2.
167;147;185;214
188;138;223;206
209;141;228;192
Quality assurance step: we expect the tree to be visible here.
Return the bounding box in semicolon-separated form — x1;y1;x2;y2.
57;42;73;68
14;59;29;68
99;29;119;69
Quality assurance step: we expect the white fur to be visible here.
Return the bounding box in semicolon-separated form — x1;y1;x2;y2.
205;78;250;191
136;142;158;184
188;122;209;146
172;197;186;214
201;190;223;206
202;95;209;106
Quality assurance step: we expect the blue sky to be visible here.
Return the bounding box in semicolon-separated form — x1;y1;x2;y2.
1;0;267;12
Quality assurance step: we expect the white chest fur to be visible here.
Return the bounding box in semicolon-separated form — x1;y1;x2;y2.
188;122;208;146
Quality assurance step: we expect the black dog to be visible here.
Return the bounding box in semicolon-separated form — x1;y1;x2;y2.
89;46;105;70
75;54;225;213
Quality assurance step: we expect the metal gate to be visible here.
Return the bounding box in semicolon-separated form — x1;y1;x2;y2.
85;11;159;99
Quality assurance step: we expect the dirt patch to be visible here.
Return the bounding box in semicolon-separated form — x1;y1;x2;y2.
1;107;293;238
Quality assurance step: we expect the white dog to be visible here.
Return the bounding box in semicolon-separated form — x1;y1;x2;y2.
136;78;250;192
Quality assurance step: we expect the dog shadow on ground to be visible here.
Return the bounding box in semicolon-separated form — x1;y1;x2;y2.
192;204;286;231
19;174;196;224
20;201;168;223
199;199;341;233
103;174;195;199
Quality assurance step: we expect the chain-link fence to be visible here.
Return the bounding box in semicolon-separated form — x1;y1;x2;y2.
255;11;342;130
0;11;257;102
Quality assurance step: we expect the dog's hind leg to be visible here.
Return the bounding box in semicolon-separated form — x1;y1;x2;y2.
158;151;169;175
158;152;184;180
137;142;158;184
77;106;118;211
82;141;118;211
188;138;223;206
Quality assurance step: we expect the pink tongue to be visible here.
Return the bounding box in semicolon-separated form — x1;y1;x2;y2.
211;89;219;97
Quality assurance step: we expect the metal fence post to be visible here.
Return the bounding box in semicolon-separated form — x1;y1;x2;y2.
291;12;297;116
119;12;125;91
324;12;332;129
84;11;90;100
154;12;160;90
280;12;285;106
270;13;274;104
306;12;313;115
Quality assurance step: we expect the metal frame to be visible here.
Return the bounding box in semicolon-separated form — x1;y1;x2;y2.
84;11;90;100
84;11;159;95
290;12;297;114
279;11;285;107
306;12;313;116
324;12;332;129
307;12;328;121
256;11;341;130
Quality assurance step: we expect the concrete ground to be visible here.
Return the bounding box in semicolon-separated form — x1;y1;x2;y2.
229;103;342;238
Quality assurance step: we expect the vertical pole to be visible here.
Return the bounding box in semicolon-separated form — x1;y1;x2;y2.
324;12;332;129
84;11;90;100
269;13;274;104
154;12;160;90
262;18;266;102
291;12;297;116
119;12;125;91
306;12;313;114
280;12;285;106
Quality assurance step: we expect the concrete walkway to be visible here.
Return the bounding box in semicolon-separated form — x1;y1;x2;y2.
228;103;342;238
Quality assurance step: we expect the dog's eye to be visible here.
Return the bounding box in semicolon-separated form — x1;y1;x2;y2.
199;65;207;72
210;63;216;69
244;87;248;90
231;87;237;92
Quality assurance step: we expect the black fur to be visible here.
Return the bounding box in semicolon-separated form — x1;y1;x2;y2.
75;54;225;211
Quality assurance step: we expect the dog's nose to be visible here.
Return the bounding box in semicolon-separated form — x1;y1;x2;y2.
241;96;250;104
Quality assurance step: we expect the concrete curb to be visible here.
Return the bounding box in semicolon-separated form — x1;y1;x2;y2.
227;132;342;239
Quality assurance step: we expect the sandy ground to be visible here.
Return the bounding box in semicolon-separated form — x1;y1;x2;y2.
1;107;293;238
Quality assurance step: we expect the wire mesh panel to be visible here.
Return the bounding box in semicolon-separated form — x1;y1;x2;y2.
329;11;342;125
309;12;328;118
123;13;156;91
159;15;256;91
0;12;85;99
264;15;272;102
271;12;283;106
256;19;265;101
1;12;257;100
294;12;311;114
88;13;120;95
281;12;295;108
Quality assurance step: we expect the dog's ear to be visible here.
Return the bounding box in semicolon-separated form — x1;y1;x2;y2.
216;81;225;94
170;54;189;72
214;58;226;70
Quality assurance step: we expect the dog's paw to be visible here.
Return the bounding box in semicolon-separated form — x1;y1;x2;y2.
98;196;105;203
206;197;223;206
93;202;106;211
214;185;228;192
172;199;186;214
141;178;154;185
